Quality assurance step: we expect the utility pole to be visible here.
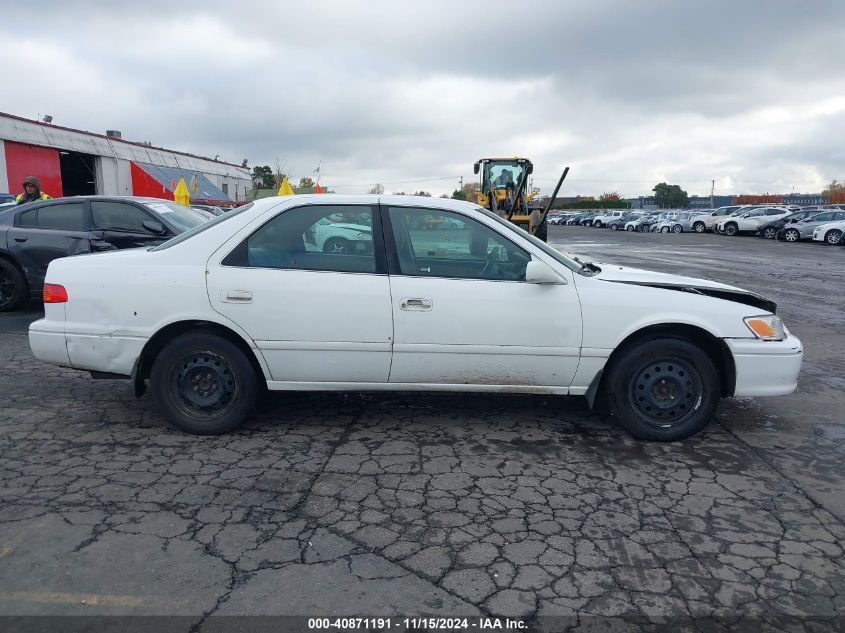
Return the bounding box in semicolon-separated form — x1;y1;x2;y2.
710;179;715;208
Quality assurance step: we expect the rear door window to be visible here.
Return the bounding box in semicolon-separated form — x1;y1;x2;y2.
33;202;87;231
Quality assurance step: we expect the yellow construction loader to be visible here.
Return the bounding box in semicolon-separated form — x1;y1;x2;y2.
473;157;569;242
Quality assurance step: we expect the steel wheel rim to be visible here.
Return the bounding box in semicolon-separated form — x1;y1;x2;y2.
763;228;776;239
628;358;703;428
169;351;238;420
826;232;841;244
0;271;15;308
673;225;682;233
785;230;798;242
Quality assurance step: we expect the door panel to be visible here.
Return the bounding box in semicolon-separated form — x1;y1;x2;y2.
384;205;582;386
207;204;393;383
8;201;90;289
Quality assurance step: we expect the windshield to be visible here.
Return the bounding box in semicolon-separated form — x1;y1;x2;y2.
477;207;582;273
485;161;525;191
150;203;254;251
143;201;209;232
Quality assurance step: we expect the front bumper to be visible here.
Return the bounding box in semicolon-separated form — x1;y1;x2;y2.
726;335;803;397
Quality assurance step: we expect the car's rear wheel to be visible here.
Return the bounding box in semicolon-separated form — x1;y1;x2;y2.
602;337;720;441
626;225;634;231
0;259;28;312
724;223;738;236
610;224;619;231
593;221;602;228
661;226;670;233
150;332;257;435
783;228;800;242
672;224;683;233
762;227;777;239
323;237;352;254
824;229;842;245
693;222;706;233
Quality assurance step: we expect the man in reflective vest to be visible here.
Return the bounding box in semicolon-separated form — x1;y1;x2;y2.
15;176;52;204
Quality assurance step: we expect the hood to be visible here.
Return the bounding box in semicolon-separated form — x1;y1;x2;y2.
22;176;41;189
593;264;777;313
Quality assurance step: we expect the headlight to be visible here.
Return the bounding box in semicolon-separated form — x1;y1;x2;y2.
356;232;372;241
744;315;785;341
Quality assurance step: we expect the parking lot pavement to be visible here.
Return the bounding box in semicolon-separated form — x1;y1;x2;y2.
1;228;844;630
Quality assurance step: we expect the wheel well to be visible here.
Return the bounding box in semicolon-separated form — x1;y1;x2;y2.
133;320;267;396
596;324;736;401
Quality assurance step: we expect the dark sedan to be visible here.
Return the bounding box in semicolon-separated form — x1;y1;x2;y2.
0;196;209;311
756;209;821;239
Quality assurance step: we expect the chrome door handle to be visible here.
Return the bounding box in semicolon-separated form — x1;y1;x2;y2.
222;290;253;303
400;298;432;311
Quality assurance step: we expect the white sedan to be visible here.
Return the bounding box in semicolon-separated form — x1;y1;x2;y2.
29;195;803;441
811;220;845;245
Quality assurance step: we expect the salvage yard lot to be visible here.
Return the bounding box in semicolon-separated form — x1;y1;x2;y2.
1;227;843;629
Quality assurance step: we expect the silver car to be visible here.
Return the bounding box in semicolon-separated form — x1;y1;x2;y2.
654;211;709;233
778;210;845;242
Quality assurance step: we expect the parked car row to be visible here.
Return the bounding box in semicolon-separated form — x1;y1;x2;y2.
551;204;845;246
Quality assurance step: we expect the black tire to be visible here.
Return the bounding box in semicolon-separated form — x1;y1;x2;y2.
0;258;28;312
824;229;842;245
601;337;720;441
593;221;602;228
672;224;683;233
724;223;738;236
660;226;670;233
323;237;353;254
762;227;777;239
693;222;706;233
783;228;800;242
610;223;619;231
150;332;257;435
626;225;634;231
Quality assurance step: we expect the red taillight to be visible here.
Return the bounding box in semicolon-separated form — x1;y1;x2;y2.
43;283;68;303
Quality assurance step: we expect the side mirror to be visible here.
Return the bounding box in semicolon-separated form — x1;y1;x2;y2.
473;162;480;175
525;260;563;284
142;220;167;235
526;163;534;175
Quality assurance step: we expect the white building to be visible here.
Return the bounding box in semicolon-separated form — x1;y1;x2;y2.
0;112;252;205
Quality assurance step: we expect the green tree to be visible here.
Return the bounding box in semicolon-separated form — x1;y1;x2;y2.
298;177;314;189
652;182;688;208
251;165;275;189
451;189;466;200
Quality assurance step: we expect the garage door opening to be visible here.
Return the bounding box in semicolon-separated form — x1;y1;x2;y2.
59;151;97;196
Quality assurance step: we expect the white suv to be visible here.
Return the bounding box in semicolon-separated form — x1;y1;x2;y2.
691;206;746;233
717;207;791;236
590;210;626;228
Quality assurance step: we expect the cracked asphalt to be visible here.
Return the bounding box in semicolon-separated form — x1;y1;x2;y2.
1;227;843;632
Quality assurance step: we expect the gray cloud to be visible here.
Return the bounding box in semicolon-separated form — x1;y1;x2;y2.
2;0;844;197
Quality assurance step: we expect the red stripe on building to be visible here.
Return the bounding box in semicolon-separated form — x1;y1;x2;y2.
4;141;63;197
130;162;174;200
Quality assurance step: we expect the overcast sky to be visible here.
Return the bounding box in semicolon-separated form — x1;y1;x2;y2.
2;1;844;198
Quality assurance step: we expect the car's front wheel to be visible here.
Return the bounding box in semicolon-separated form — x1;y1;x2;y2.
0;259;28;313
783;228;800;242
762;227;777;239
602;337;720;441
150;332;257;435
672;224;683;233
610;223;619;231
323;237;353;254
724;223;738;236
626;225;634;231
824;229;842;245
693;222;706;233
661;226;670;233
593;221;602;228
